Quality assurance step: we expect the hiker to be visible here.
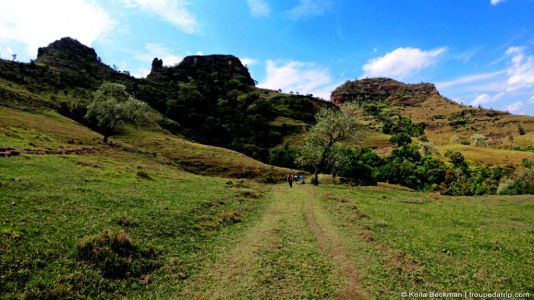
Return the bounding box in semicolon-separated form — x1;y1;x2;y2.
299;174;304;184
287;174;293;188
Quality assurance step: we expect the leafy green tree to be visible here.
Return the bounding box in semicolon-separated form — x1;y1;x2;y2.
389;133;412;147
85;82;148;143
335;147;384;185
296;103;367;185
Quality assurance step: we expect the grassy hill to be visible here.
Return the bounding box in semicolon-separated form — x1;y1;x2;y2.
331;78;534;166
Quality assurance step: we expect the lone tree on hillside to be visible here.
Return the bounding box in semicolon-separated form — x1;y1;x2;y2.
85;82;148;143
296;103;367;185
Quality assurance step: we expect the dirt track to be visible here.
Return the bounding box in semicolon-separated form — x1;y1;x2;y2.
180;184;366;299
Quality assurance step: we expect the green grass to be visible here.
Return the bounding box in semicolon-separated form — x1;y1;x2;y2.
0;151;269;298
0;105;295;298
315;185;534;298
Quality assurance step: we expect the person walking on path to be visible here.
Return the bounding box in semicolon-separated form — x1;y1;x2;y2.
287;174;293;188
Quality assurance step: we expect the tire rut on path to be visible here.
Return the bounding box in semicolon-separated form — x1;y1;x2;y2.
179;184;337;299
304;186;367;300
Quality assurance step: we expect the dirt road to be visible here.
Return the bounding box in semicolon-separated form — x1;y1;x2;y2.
180;184;366;299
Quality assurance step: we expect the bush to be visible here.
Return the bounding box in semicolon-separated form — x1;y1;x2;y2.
498;159;534;195
470;134;487;147
77;230;160;278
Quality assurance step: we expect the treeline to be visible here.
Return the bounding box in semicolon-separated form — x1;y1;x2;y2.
333;133;533;196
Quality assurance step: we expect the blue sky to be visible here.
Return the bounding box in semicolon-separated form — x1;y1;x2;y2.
1;0;534;115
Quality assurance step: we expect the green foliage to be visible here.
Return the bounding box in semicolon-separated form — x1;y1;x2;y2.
335;147;383;185
498;159;534;195
296;103;367;185
432;114;446;120
85;82;148;142
518;125;526;135
389;133;412;147
269;141;297;169
470;134;487;147
382;115;425;136
448;111;470;128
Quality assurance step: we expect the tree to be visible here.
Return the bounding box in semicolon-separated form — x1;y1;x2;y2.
389;133;412;147
85;82;148;143
296;103;367;185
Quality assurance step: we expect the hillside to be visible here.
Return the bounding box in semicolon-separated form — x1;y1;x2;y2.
0;106;294;181
331;78;534;166
0;37;331;167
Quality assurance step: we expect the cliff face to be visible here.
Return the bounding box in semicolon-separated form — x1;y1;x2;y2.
331;78;439;106
148;55;255;85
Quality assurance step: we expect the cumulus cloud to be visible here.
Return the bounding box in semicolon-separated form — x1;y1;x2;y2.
506;102;524;113
490;0;505;5
241;57;257;66
0;0;112;57
246;0;271;17
470;92;505;106
362;47;446;80
505;47;534;91
287;0;333;19
121;0;198;33
0;46;14;59
131;43;182;78
259;60;338;99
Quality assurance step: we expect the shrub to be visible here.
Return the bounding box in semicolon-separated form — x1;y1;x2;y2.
470;134;487;147
136;170;152;180
77;230;160;278
498;159;534;195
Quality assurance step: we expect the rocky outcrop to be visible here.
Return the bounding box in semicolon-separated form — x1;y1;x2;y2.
331;78;439;106
148;55;255;85
36;37;99;67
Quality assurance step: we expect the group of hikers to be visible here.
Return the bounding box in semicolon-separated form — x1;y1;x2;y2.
287;174;304;188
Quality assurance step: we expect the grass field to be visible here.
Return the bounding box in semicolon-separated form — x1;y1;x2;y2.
1;105;533;299
316;185;534;298
0;150;270;298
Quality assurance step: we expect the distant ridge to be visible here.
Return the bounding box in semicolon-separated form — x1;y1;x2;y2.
331;78;438;106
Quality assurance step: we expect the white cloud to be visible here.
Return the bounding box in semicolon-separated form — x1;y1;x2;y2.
505;47;534;91
241;57;257;66
491;0;505;5
0;46;14;59
470;92;505;106
0;0;112;57
246;0;271;17
131;67;151;79
528;95;534;104
259;60;337;99
131;43;182;78
506;101;524;113
287;0;333;19
362;47;446;80
121;0;198;33
437;71;506;89
136;42;182;66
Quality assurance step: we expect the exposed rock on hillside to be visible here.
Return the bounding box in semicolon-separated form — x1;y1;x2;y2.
331;78;438;106
36;37;99;66
34;37;130;88
148;55;255;85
